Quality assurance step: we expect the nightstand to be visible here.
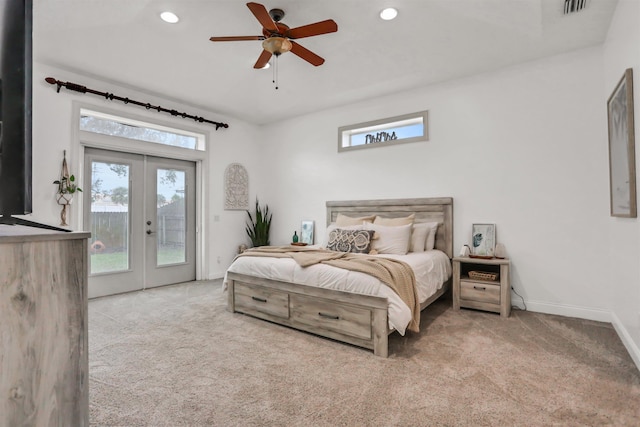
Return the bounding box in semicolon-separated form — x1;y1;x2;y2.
453;256;511;317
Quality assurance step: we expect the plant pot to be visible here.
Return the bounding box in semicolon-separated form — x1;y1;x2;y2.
56;193;74;226
56;193;73;205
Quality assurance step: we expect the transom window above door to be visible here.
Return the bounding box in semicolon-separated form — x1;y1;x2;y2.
80;108;206;151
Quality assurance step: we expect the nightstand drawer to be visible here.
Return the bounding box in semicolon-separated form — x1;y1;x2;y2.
460;280;500;304
234;282;290;320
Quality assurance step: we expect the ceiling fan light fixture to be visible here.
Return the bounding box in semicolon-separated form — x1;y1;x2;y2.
160;11;179;24
262;37;292;55
380;8;398;21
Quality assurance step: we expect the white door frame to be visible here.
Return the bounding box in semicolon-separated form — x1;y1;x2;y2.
69;101;210;282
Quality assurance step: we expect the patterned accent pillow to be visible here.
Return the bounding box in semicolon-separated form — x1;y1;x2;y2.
326;229;374;253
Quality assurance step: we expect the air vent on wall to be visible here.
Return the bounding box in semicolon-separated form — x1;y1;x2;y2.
564;0;587;14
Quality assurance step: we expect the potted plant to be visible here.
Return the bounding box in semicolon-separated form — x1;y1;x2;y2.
53;151;82;226
53;174;82;205
246;198;272;247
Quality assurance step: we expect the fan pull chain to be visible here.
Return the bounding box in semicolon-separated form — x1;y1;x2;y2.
273;55;279;90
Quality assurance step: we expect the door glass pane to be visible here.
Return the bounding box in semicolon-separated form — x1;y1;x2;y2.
89;161;130;274
157;168;186;265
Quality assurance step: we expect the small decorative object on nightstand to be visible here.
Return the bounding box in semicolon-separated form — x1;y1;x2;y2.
459;244;471;257
495;243;506;259
292;231;299;243
453;256;511;317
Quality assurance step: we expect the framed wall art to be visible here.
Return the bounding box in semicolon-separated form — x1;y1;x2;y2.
607;68;637;218
471;223;496;257
300;220;314;245
224;163;249;210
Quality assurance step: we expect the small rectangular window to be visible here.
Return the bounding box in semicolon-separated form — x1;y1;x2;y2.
79;109;204;150
338;111;428;152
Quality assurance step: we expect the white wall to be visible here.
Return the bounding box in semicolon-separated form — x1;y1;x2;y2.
603;0;640;369
25;62;262;279
258;46;613;321
26;1;639;368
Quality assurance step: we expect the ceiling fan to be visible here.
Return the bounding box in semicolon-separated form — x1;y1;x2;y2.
209;2;338;69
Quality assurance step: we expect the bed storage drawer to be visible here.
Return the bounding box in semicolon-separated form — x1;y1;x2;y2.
460;281;500;304
289;294;372;340
234;282;290;320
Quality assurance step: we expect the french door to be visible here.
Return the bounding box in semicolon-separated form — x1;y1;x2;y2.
84;148;196;298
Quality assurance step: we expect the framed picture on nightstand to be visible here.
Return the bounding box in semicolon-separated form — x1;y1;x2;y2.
301;220;314;245
471;223;495;257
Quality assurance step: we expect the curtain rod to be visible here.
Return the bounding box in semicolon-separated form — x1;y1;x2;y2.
45;77;229;130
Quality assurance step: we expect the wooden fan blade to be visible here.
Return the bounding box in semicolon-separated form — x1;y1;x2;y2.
286;19;338;39
210;36;264;42
247;2;279;33
290;41;325;66
253;50;273;69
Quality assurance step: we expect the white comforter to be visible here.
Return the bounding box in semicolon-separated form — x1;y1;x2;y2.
223;249;451;335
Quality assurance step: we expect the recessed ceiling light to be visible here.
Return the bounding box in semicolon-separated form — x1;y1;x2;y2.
160;11;179;24
380;8;398;21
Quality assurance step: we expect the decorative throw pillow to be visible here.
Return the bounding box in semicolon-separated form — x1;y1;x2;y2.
373;214;415;226
326;229;374;254
409;223;430;252
424;222;439;251
335;213;375;226
323;223;364;247
367;223;412;255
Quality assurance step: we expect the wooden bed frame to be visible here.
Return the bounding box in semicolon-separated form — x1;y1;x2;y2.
226;197;454;357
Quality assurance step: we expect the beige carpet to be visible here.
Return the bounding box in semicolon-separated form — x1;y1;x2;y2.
89;280;640;426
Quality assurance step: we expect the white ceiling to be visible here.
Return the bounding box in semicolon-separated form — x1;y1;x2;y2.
34;0;618;126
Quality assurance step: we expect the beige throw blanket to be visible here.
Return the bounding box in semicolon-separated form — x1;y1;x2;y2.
237;246;421;332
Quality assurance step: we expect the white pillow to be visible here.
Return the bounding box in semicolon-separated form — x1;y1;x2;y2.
335;213;375;226
366;223;412;255
373;214;415;226
424;222;439;251
409;223;430;252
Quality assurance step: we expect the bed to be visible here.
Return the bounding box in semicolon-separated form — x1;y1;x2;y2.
224;197;453;357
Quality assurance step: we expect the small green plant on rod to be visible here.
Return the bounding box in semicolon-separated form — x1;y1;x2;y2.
246;198;272;247
54;150;82;195
53;174;82;194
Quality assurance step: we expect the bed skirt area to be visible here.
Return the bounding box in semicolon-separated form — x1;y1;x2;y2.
226;271;451;357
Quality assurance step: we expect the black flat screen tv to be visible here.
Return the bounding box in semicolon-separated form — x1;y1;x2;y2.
0;0;63;230
0;0;32;221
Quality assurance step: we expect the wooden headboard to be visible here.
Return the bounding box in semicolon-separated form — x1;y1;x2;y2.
326;197;454;259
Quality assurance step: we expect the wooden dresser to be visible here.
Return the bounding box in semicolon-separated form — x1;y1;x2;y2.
0;225;90;427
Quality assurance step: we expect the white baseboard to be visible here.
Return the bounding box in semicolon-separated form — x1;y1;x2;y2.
611;312;640;373
515;298;640;373
518;298;612;322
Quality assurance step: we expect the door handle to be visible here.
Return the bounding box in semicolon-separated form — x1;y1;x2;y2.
147;229;154;235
